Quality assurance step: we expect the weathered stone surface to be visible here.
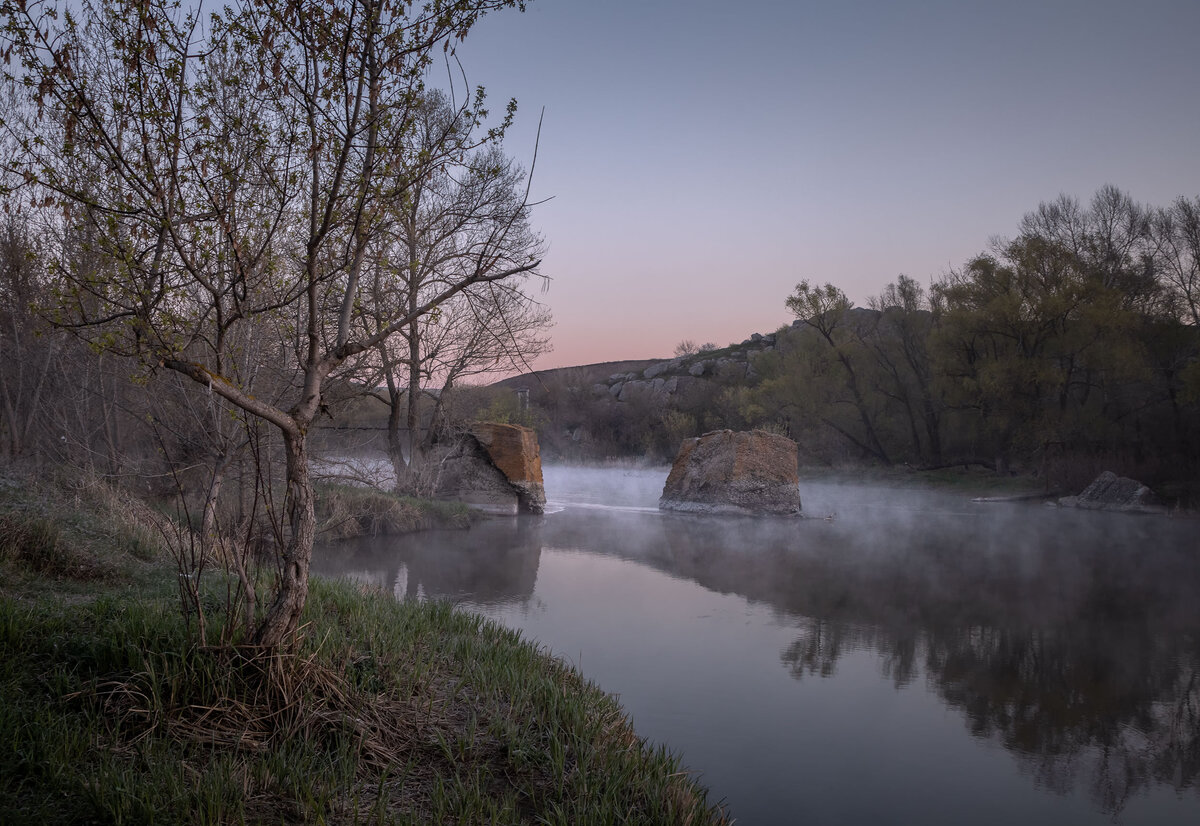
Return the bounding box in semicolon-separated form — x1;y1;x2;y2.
1058;471;1164;514
659;429;801;515
689;361;708;377
469;422;546;513
434;422;546;514
644;359;681;380
433;441;518;514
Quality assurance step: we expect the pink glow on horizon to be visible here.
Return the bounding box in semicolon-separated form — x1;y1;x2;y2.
451;0;1200;375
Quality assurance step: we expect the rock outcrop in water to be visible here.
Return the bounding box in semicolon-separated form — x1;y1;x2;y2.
434;423;546;515
1057;470;1164;514
659;429;801;515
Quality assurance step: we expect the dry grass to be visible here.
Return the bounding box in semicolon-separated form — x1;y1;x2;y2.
0;471;163;588
315;483;473;540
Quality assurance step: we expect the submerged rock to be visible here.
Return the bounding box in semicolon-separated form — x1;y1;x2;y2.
1058;471;1165;514
659;429;801;515
434;422;546;515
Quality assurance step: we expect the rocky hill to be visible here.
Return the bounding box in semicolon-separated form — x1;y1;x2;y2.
494;358;659;392
496;330;786;404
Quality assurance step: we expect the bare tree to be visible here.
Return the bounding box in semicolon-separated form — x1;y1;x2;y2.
1152;196;1200;326
362;96;547;486
1;0;537;646
673;339;698;357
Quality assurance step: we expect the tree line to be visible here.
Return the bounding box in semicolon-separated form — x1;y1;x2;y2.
520;186;1199;501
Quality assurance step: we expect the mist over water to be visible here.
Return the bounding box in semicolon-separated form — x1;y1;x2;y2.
313;465;1200;825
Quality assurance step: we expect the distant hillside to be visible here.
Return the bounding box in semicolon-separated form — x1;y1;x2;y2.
483;327;796;462
493;358;661;392
491;325;795;397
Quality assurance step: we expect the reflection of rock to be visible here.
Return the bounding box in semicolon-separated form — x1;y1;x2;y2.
1058;470;1164;513
659;429;801;515
313;518;543;606
434;423;546;514
399;519;543;603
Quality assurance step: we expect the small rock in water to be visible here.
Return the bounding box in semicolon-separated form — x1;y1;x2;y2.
1057;470;1165;514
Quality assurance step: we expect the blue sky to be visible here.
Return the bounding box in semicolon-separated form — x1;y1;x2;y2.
453;0;1200;369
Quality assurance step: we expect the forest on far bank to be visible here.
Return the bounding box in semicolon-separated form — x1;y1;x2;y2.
475;186;1200;504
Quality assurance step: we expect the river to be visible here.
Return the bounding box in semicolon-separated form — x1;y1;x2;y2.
312;465;1200;825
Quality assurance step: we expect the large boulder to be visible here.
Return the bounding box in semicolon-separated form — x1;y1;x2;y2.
644;359;679;380
659;429;801;515
1058;471;1164;514
434;423;546;515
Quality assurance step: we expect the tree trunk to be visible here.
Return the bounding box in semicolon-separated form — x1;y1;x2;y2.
386;389;409;491
406;316;422;472
378;344;410;491
201;460;226;552
900;393;924;462
922;402;944;466
253;428;313;648
835;349;891;464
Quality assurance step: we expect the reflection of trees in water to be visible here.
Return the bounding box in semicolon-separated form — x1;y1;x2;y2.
779;622;919;688
635;505;1200;815
925;626;1200;814
781;619;847;680
778;616;1200;814
318;498;1200;814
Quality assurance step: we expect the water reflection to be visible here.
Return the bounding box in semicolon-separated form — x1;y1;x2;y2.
651;504;1200;815
325;517;543;605
928;626;1200;813
313;473;1200;820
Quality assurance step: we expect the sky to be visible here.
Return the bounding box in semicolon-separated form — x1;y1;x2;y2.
450;0;1200;371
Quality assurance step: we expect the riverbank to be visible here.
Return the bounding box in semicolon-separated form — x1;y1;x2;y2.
0;473;728;824
796;463;1050;497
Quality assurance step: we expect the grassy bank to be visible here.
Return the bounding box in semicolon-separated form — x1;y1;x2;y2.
797;463;1050;497
315;483;475;539
0;475;728;824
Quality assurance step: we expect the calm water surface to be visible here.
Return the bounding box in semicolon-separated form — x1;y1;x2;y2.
313;466;1200;825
